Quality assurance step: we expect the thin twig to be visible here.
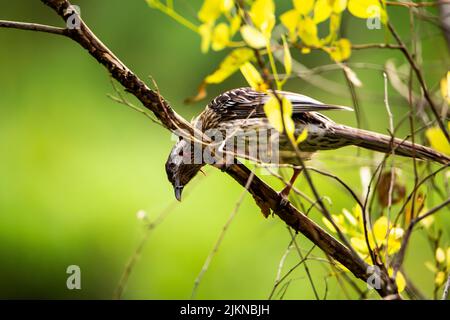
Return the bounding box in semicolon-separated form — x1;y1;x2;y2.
191;172;255;299
393;198;450;275
388;22;450;143
288;228;320;300
268;245;315;299
0;20;67;35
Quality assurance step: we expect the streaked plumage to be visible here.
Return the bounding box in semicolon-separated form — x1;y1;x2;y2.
166;87;449;200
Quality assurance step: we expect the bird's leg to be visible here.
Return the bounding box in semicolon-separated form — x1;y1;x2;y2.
280;168;302;199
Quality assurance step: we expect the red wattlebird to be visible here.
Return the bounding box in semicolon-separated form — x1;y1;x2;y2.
166;87;449;201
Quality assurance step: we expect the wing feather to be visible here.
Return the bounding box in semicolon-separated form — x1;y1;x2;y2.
207;87;352;122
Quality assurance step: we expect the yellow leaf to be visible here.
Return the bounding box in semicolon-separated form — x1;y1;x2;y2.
240;25;267;49
293;0;314;15
249;0;275;37
240;62;267;91
205;48;254;83
296;128;308;144
230;14;241;35
264;95;283;132
332;0;348;13
314;0;332;24
328;12;341;39
372;216;404;254
348;0;387;23
328;38;352;62
373;216;389;244
281;9;300;41
435;271;446;286
301;47;311;54
298;16;320;47
263;95;296;139
221;0;234;12
282;36;292;77
199;23;212;53
440;72;450;104
425;123;450;156
351;236;369;255
386;227;404;255
212;23;230;51
198;0;222;23
436;247;446;264
388;268;406;293
282;98;296;140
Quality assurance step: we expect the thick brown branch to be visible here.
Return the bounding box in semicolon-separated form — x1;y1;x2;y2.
0;0;401;298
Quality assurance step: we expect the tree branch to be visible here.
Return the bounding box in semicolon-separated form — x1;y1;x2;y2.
387;22;450;143
0;0;399;298
0;20;67;35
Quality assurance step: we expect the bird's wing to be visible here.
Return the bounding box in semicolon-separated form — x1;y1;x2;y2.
208;88;352;121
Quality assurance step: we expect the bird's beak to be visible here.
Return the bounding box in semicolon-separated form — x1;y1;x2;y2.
174;185;184;201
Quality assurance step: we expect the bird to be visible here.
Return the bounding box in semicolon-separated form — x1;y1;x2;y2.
166;87;449;201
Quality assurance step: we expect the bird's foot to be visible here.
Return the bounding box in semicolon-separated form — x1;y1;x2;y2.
277;188;292;210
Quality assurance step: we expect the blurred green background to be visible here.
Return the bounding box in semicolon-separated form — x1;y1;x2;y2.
0;0;448;299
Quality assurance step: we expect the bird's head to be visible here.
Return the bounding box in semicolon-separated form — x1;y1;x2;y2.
165;138;203;201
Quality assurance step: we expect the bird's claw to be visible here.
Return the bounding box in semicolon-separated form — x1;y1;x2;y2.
276;192;291;210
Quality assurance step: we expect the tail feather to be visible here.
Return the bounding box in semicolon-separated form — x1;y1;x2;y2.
331;125;450;165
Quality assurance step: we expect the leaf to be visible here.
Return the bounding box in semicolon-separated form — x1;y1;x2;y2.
388;268;406;293
198;0;223;23
230;14;242;35
348;0;387;23
199;23;212;53
332;0;348;13
280;9;300;41
205;48;255;84
240;25;267;49
435;271;446;286
376;170;405;208
264;95;283;132
314;0;332;24
425;122;450;156
293;0;314;15
440;72;450;104
263;95;295;139
240;62;267;91
249;0;275;37
298;16;320;47
211;23;230;51
436;247;446;264
221;0;234;12
282;36;292;77
296;128;308;144
327;38;352;62
351;236;369;254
